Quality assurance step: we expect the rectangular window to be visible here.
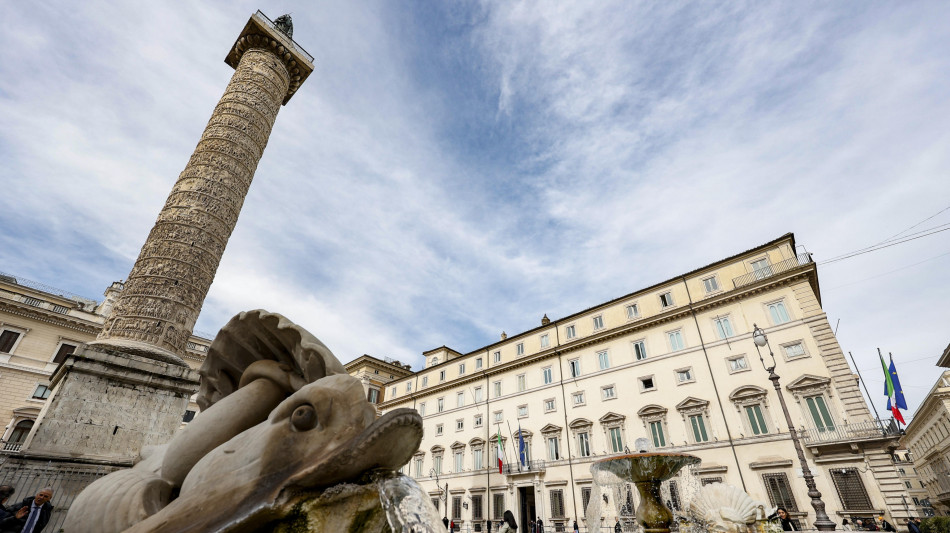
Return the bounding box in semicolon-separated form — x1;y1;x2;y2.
390;387;397;398
406;382;412;392
746;405;769;435
805;395;836;432
540;334;549;348
456;419;464;431
436;424;444;436
668;330;685;351
516;343;524;356
452;496;462;520
32;384;51;400
542;367;553;384
660;292;674;308
517;374;526;392
598;350;610;370
751;258;772;279
368;388;380;404
602;386;616;400
23;296;43;307
649;421;665;447
493;351;501;363
610;427;624;452
457;392;465;408
626;303;640;320
906;481;913;488
569;359;581;378
475;357;483;369
669;481;681;511
493;494;505;519
422;376;428;387
592;315;605;330
703;276;720;293
547;437;560;460
582;487;592;514
728;356;748;372
783;342;807;359
518;405;528;417
474;414;483;428
2;330;23;352
677;368;693;383
572;392;585;406
763;473;799;511
494;411;503;423
493;381;502;397
474;387;483;403
472;494;483;520
474;448;484;470
439;370;446;381
578;432;591;457
566;325;576;339
51;304;69;314
689;414;709;442
768;301;791;324
419;402;426;416
455;451;463;472
544;399;556;412
459;363;466;375
640;377;655;391
550;489;565;518
52;343;77;364
438;398;445;412
713;317;734;339
632;340;647;361
414;457;423;477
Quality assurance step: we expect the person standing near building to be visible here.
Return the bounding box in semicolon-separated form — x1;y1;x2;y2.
498;511;518;533
907;518;921;533
3;488;53;533
879;515;896;532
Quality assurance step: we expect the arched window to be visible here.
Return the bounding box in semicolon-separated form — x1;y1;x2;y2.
4;420;33;451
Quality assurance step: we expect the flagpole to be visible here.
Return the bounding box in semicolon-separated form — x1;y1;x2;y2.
507;421;521;473
850;351;886;431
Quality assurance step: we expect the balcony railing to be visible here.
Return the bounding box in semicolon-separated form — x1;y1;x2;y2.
1;441;23;452
732;254;813;289
502;460;546;474
799;419;901;446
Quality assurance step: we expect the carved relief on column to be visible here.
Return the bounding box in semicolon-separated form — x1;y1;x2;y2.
95;45;292;363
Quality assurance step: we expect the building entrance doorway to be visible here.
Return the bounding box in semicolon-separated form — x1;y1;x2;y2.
518;485;537;530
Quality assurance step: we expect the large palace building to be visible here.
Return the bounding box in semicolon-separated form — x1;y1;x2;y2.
369;233;911;531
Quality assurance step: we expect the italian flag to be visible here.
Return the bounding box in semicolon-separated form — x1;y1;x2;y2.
497;428;505;474
880;353;906;424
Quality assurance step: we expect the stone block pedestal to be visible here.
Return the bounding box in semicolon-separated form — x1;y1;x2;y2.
21;344;200;462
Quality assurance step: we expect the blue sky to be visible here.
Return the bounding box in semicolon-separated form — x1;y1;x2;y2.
1;1;948;419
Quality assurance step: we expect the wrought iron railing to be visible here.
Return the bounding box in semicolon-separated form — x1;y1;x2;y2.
798;419;900;445
502;459;546;474
732;254;813;289
255;10;315;63
0;270;97;304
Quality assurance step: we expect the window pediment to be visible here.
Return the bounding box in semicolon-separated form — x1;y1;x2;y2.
450;441;466;450
729;385;768;403
785;374;831;395
469;437;485;447
515;428;533;438
431;445;444;453
675;397;710;413
569;418;593;430
540;423;562;436
12;406;41;417
636;405;667;418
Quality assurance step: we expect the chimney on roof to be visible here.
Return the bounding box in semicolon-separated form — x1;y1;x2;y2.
500;331;507;340
541;314;550;326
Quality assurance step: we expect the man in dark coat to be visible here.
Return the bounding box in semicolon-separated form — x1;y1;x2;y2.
2;487;53;533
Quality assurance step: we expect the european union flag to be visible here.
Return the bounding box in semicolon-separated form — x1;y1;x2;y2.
887;356;908;410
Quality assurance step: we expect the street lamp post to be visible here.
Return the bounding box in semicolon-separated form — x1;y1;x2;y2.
752;324;837;531
431;468;449;520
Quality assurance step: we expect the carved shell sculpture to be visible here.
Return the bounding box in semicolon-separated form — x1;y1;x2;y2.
689;483;777;533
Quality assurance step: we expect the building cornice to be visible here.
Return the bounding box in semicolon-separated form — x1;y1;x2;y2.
0;299;102;334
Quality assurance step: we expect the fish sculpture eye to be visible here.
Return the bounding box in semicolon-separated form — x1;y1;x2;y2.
291;404;318;431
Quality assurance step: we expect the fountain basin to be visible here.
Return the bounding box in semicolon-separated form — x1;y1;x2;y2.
591;453;700;533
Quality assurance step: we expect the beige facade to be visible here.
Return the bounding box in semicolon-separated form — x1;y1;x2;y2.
892;449;934;517
345;354;415;406
902;369;950;515
376;234;910;531
0;273;210;451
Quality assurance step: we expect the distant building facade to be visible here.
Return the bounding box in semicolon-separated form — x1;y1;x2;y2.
377;234;911;531
902;368;950;516
0;273;210;452
345;354;414;407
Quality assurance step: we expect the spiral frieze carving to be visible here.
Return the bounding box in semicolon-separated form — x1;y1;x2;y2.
97;47;292;358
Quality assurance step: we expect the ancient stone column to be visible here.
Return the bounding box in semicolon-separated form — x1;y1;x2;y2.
95;13;314;364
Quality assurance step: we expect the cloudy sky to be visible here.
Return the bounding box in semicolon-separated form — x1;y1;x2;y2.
1;2;948;419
